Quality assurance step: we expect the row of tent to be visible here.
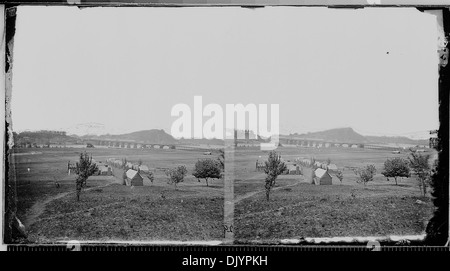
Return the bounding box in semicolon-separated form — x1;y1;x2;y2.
281;161;335;185
294;158;338;172
285;164;301;175
106;158;150;173
90;159;113;176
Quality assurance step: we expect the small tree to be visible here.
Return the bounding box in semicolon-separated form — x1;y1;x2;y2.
192;159;222;187
218;149;225;170
355;165;376;186
146;171;155;183
326;158;331;165
166;165;187;190
74;152;98;201
138;159;143;166
381;157;410;185
310;157;316;168
336;170;344;185
263;151;287;201
408;151;431;197
122;170;127;185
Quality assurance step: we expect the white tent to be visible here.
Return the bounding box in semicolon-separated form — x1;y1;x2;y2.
138;165;150;173
327;164;338;171
287;165;300;175
125;169;143;186
314;168;332;185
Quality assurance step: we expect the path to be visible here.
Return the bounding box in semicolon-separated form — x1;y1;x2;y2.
234;177;303;204
222;177;303;219
33;189;205;224
23;177;118;229
235;186;431;220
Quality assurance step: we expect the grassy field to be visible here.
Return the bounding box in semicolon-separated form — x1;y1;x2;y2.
27;184;223;243
11;145;437;243
11;147;224;243
233;146;436;241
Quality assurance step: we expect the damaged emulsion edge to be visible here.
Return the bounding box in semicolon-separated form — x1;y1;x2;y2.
1;3;6;251
4;6;26;245
3;3;449;248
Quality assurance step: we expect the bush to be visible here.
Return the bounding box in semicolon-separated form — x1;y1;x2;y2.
355;165;376;186
165;166;188;189
193;159;222;187
381;157;410;185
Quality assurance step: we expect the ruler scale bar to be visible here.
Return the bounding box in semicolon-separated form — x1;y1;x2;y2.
6;245;450;252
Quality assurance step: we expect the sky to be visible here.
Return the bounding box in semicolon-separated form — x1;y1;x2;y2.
11;6;440;139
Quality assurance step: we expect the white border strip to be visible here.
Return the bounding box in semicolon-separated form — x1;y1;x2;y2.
0;3;6;252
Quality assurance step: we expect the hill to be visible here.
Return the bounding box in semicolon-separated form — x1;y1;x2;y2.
13;130;78;146
94;129;177;144
288;127;368;143
285;127;429;146
365;136;428;146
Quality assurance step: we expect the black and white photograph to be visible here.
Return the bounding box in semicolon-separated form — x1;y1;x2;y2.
2;2;449;252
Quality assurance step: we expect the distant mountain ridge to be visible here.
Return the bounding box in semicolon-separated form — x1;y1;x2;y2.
16;127;429;147
284;127;429;146
13;130;78;146
288;127;367;143
365;135;428;146
89;129;177;144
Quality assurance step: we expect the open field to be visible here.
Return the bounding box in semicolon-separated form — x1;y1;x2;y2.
232;146;436;241
11;145;437;243
11;147;224;242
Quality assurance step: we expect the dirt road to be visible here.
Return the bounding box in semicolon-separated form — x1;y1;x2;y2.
23;176;119;229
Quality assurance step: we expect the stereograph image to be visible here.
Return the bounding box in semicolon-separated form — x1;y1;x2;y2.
6;6;442;245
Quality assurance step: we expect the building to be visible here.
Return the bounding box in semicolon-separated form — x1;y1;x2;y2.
99;165;112;175
138;165;150;173
287;164;300;175
114;160;123;167
302;159;311;166
245;130;250;140
313;168;332;185
125;169;144;186
327;164;338;172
